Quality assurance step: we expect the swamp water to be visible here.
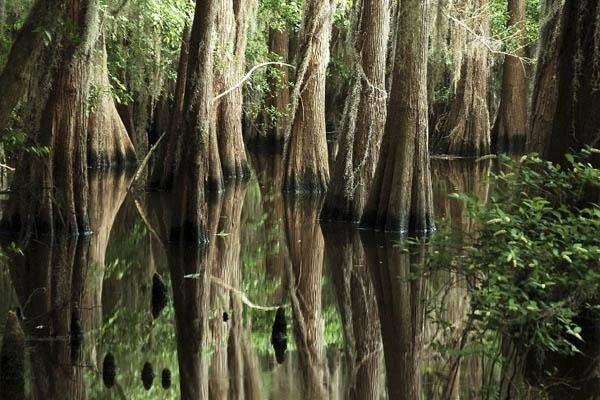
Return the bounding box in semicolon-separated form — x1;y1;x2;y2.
0;155;596;399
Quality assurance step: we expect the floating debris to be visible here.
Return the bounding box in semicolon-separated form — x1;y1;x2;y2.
270;307;288;364
0;311;25;399
161;368;171;389
141;361;154;390
222;311;229;322
102;353;116;389
151;273;168;319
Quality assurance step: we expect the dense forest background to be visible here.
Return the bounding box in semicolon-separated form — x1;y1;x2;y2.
0;0;599;399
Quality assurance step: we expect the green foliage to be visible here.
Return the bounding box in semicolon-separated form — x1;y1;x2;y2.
104;0;192;105
435;149;600;358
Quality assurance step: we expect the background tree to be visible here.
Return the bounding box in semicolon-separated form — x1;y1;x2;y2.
543;0;600;163
164;0;218;242
528;0;564;156
283;0;335;194
213;0;256;181
443;0;491;156
492;0;529;153
320;0;390;223
361;0;435;234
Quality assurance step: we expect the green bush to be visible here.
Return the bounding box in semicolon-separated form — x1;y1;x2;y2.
440;149;600;356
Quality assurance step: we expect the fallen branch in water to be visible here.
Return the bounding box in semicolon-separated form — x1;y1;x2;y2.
127;131;167;192
212;61;295;103
182;274;283;311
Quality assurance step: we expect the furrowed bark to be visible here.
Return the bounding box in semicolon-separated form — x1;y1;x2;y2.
283;0;334;194
361;0;435;234
321;0;390;223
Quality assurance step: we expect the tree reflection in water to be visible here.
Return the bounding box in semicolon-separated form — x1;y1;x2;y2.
1;157;574;400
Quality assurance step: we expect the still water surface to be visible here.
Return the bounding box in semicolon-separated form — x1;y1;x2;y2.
0;155;577;399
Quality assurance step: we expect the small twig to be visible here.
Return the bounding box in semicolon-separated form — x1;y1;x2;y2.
127;131;167;192
0;163;15;171
212;62;295;103
207;275;282;311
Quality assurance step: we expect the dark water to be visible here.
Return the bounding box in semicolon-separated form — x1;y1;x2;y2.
0;155;592;399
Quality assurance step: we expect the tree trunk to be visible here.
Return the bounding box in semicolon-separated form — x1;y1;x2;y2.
266;27;291;145
88;35;137;169
492;0;528;154
361;0;435;234
443;0;491;156
0;0;64;133
167;0;218;242
320;0;390;223
3;0;100;236
545;0;600;163
283;0;334;194
148;25;190;191
527;0;565;155
213;0;255;181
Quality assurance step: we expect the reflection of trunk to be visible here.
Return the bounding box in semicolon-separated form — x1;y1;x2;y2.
432;159;491;233
492;0;528;154
83;172;133;365
213;0;255;180
283;0;334;194
0;0;64;131
0;312;25;400
284;197;327;399
88;36;137;169
148;26;190;190
9;236;89;399
165;192;221;400
323;226;382;400
321;0;389;223
362;233;426;399
361;0;434;234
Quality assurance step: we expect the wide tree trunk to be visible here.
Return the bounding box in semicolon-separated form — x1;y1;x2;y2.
87;35;137;169
527;0;564;155
492;0;528;154
167;0;218;242
0;0;64;133
213;0;255;181
3;0;100;236
544;0;600;163
443;0;491;156
320;0;390;223
263;27;291;145
361;0;435;234
283;0;334;194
